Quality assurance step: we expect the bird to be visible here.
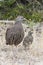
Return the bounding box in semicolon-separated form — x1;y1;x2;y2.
23;30;33;50
5;16;24;46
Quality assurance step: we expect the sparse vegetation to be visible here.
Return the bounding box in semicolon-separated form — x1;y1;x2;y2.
0;0;43;22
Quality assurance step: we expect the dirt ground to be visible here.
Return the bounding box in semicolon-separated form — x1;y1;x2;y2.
0;22;43;65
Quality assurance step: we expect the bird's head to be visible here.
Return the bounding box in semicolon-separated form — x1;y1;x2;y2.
15;16;26;23
28;28;33;35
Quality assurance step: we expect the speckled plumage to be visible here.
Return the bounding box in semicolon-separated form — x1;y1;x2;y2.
5;16;24;46
23;31;33;49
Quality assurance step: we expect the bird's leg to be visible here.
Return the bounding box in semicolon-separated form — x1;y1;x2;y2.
10;45;13;52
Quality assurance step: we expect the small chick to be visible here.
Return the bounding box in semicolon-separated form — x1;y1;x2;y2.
23;30;33;50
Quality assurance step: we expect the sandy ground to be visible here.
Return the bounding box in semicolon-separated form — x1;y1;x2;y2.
0;22;43;65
